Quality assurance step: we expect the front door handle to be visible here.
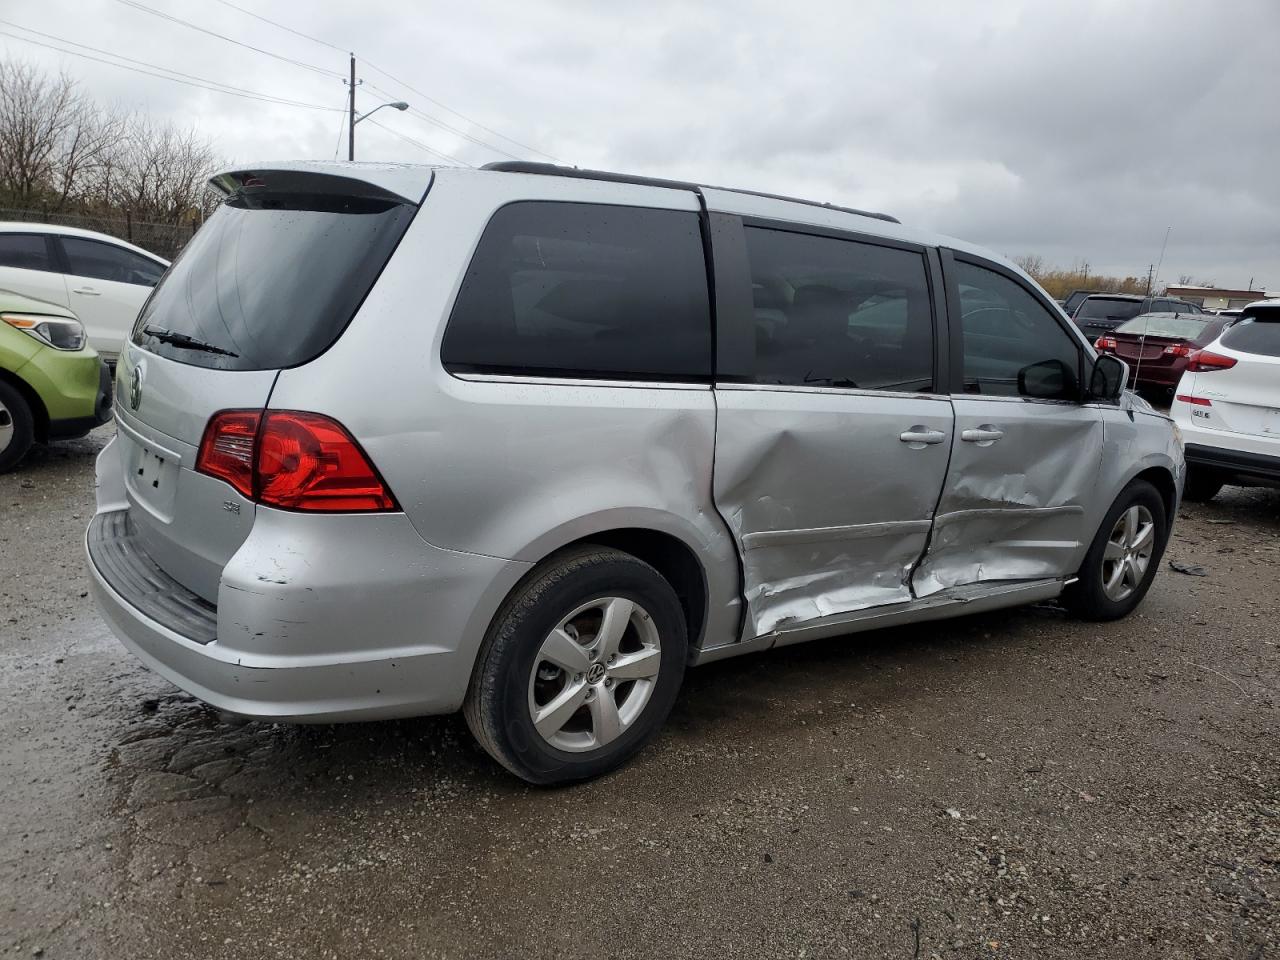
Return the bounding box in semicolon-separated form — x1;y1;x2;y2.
899;427;947;448
961;425;1004;445
72;287;100;296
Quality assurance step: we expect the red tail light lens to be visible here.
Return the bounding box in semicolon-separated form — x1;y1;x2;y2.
196;410;397;512
195;410;258;499
1186;350;1237;372
1176;394;1211;406
1162;343;1193;357
1095;336;1117;351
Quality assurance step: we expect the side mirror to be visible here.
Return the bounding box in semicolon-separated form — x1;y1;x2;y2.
1089;354;1128;402
1017;358;1076;399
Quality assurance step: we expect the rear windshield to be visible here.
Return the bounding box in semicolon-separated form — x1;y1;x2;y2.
132;187;415;370
1221;316;1280;358
1114;316;1210;339
1077;298;1143;321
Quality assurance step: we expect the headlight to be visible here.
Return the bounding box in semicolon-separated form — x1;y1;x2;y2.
2;313;86;351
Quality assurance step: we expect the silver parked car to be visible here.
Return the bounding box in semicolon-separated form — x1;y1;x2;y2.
86;161;1183;783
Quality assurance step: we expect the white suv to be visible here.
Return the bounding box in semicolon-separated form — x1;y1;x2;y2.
0;223;169;365
1172;299;1280;500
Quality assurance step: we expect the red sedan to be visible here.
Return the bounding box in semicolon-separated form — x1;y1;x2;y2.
1094;313;1234;392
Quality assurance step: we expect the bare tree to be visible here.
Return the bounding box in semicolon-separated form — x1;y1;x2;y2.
1012;253;1046;278
1;60;220;233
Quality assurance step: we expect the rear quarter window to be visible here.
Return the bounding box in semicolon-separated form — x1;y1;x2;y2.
441;201;712;381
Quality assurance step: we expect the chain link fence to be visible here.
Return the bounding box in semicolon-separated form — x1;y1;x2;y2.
0;207;199;261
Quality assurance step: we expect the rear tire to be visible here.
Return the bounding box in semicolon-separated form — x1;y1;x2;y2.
1062;480;1168;622
1182;468;1224;503
0;381;35;474
464;546;687;785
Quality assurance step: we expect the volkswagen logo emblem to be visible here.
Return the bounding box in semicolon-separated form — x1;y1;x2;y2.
128;365;143;411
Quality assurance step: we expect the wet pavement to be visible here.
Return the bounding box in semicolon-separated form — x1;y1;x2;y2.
2;425;1277;959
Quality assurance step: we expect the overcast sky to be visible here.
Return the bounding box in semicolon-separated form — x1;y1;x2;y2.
3;0;1277;290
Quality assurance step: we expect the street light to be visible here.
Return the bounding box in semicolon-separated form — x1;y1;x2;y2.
348;99;409;160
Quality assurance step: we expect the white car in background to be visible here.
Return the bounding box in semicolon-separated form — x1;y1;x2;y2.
0;223;169;366
1172;298;1280;501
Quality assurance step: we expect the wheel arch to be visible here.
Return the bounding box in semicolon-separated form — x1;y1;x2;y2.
1133;464;1178;531
0;368;49;443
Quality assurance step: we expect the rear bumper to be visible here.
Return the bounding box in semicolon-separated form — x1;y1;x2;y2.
1184;443;1280;486
86;440;532;722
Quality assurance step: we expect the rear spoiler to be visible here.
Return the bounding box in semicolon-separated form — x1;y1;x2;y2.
209;161;435;205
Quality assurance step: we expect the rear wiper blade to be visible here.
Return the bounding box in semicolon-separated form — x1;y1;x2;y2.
142;326;239;358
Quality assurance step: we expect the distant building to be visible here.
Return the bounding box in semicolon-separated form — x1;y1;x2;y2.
1165;285;1269;311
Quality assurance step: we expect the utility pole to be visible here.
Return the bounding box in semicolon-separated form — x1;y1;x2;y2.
347;53;357;161
1146;264;1154;295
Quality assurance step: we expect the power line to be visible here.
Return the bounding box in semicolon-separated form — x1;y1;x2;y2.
365;80;521;161
360;64;562;163
0;20;342;111
112;0;343;80
199;0;562;162
0;28;343;112
365;118;471;167
212;0;347;54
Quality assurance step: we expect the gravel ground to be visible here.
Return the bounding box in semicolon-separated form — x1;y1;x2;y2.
2;424;1277;960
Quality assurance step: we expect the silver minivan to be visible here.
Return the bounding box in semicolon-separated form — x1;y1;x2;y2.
86;161;1183;783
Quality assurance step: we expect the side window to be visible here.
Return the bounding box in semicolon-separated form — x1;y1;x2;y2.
0;234;55;272
60;237;165;286
954;260;1082;400
743;227;934;391
441;202;711;381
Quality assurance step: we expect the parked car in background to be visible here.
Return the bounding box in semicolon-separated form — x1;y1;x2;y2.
1094;312;1234;394
0;290;112;472
1070;293;1205;340
86;160;1181;784
1062;288;1107;317
1172;299;1280;501
0;223;168;366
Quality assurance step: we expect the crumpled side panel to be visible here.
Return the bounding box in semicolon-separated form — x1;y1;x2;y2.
712;387;953;639
913;399;1104;595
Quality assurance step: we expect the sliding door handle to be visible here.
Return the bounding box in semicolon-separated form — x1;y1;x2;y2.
899;427;947;448
961;426;1004;445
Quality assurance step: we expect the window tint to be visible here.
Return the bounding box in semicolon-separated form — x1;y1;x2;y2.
134;187;414;370
1077;298;1143;322
1221;317;1280;358
742;227;933;391
442;202;710;381
62;237;165;286
955;260;1082;399
0;233;54;272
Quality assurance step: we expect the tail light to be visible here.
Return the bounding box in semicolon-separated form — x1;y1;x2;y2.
196;410;397;512
1176;394;1211;406
1186;350;1237;372
1162;343;1193;357
1095;336;1117;351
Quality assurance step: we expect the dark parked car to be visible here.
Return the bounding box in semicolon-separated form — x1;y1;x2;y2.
1093;312;1233;392
1071;294;1205;339
1062;289;1107;317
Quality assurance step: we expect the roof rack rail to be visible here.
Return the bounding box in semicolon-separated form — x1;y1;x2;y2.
480;161;900;225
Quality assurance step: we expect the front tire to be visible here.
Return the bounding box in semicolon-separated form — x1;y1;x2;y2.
1062;480;1168;621
464;546;687;785
0;381;35;474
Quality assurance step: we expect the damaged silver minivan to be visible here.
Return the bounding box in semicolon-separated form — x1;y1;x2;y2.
86;160;1183;783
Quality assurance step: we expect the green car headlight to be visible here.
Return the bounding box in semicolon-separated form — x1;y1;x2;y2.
2;313;87;351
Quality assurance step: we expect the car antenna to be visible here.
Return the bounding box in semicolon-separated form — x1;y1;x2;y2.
1131;225;1173;391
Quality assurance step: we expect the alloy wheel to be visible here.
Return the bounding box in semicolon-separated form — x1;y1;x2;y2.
527;597;662;753
0;398;13;453
1101;504;1155;602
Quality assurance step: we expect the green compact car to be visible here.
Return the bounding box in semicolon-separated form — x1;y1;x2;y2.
0;290;112;472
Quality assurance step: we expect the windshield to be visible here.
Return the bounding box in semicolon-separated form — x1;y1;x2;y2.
1077;298;1143;321
132;187;415;370
1114;316;1210;339
1221;316;1280;358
